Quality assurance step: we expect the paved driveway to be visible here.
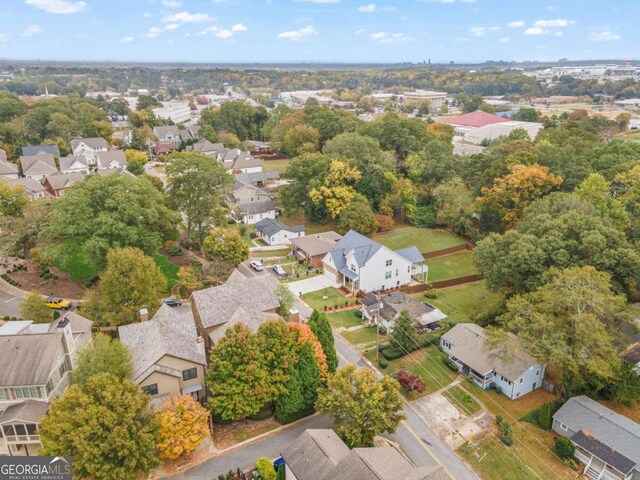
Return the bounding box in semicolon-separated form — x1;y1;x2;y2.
286;275;339;297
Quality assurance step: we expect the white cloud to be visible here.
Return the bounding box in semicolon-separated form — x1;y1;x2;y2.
146;26;163;38
533;18;573;27
162;11;212;23
164;23;180;30
142;12;152;18
294;0;340;3
25;0;86;14
231;23;247;32
21;25;42;37
370;32;387;40
499;37;511;42
216;29;233;38
507;20;524;28
277;25;318;41
369;31;411;44
589;30;621;41
358;3;375;12
161;0;181;7
196;23;248;38
524;27;544;35
354;28;366;35
469;26;485;37
489;26;500;31
121;36;134;43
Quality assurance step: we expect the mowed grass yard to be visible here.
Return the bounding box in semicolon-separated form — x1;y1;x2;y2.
301;287;347;311
413;281;502;325
326;309;362;329
427;251;478;282
372;227;467;253
263;158;290;174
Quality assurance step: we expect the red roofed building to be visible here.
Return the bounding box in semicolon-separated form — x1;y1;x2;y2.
442;110;510;138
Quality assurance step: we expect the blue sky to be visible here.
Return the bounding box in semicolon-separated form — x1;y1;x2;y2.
1;0;637;63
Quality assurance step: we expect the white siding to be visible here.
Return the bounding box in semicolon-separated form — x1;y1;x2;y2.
243;209;276;225
358;249;412;292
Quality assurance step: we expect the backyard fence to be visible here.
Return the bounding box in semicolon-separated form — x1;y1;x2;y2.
421;242;475;259
400;274;484;294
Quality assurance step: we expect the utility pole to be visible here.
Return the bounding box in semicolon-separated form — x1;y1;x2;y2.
375;289;382;363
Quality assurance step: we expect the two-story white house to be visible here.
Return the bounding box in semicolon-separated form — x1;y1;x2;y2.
0;313;93;456
322;230;426;293
59;155;89;175
440;323;546;400
70;138;108;166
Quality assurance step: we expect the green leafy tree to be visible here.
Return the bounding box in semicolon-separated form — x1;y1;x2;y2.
166;152;233;243
20;291;52;323
39;373;160;480
279;153;330;221
316;365;406;448
42;174;179;269
575;173;628;228
298;342;323;414
391;311;418;354
256;320;299;399
275;363;305;424
308;310;338;373
276;284;296;320
283;124;320;157
206;324;271;421
0;181;27;217
124;149;147;176
337;194;377;235
498;266;631;397
73;333;133;387
322;132;384;171
84;247;167;326
255;457;276;480
203;227;249;266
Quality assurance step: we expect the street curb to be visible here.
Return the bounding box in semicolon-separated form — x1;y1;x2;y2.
0;277;29;298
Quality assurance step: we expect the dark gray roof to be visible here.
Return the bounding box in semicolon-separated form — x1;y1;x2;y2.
283;429;446;480
395;246;425;264
191;272;280;330
238;199;276;215
235;171;280;185
255;218;305;237
441;323;540;381
0;400;49;424
70;137;108;150
0;334;63;386
363;291;447;327
118;304;206;383
22;145;60;157
554;396;640;469
20;154;58;176
571;430;636;474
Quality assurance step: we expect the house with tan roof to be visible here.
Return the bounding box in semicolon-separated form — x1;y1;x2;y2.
3;177;48;200
96;150;127;171
0;158;19;180
70;137;108;165
20;154;58;180
59;155;89;174
118;304;207;406
361;290;447;333
43;172;85;197
291;231;342;267
440;323;545;399
190;271;281;349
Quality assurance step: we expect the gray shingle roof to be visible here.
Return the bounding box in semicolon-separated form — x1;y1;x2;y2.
283;429;446;480
207;305;281;344
59;155;88;172
189;139;222;153
235;171;280;185
441;323;540;381
291;232;342;257
20;154;58;176
22;145;60;157
363;291;447;327
395;246;425;264
0;159;18;175
45;172;85;191
71;137;108;150
0;334;62;386
0;400;49;424
554;396;640;470
329;230;383;271
0;149;6;162
96;150;127;170
255;218;305;237
231;154;263;170
191;272;280;330
571;430;636;474
61;311;93;333
6;177;46;193
238;199;276;215
118;304;206;383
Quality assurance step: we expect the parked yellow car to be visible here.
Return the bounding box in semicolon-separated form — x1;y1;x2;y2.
45;296;71;310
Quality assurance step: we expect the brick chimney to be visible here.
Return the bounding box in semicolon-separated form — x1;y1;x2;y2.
288;308;300;323
139;308;149;322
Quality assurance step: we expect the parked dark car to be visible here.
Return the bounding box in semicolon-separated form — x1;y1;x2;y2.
163;298;183;307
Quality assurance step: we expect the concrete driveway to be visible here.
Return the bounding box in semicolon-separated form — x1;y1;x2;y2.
286;275;339;297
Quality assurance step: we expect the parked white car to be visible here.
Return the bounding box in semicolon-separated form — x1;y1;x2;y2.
250;260;264;272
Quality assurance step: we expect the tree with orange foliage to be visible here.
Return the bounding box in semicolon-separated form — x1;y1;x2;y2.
427;123;454;144
477;164;563;231
156;395;210;460
289;322;329;382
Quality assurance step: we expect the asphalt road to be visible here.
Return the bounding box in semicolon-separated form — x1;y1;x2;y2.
0;288;22;318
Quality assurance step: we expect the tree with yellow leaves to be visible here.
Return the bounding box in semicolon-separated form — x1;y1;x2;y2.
477;164;563;231
309;159;362;218
156;395;210;460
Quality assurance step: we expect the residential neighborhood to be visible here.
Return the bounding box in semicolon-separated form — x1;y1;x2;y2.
0;3;640;479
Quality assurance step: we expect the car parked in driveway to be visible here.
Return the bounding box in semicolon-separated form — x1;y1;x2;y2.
249;260;264;272
45;297;71;310
272;264;287;277
163;298;183;307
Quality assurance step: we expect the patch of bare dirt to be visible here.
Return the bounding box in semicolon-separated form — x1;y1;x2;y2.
7;260;85;299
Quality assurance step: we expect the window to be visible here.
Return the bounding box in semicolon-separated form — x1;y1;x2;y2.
519;378;524;384
560;423;568;431
142;384;159;396
395;269;399;277
15;387;39;399
58;361;68;378
0;389;5;400
407;266;411;273
14;425;26;436
385;271;392;279
385;259;392;267
45;380;53;396
350;263;357;272
535;370;540;376
182;368;198;381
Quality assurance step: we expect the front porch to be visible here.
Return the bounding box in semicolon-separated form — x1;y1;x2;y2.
1;422;43;456
573;442;634;480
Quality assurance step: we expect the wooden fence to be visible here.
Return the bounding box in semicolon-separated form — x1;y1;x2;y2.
400;274;484;294
421;242;474;259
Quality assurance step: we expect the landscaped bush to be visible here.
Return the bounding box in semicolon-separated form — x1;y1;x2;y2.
248;403;274;421
3;316;8;321
354;310;362;318
378;358;388;369
211;413;233;425
394;370;426;393
255;457;276;480
562;457;578;470
381;347;405;361
554;437;575;460
497;417;513;446
521;401;560;430
423;289;438;299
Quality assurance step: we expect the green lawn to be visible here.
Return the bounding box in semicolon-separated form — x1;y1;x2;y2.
372;227;467;253
263;158;290;174
415;281;502;325
251;248;291;258
444;385;481;416
426;251;478;283
51;239;98;281
342;326;379;346
326;310;362;329
152;252;179;292
301;287;346;311
276;210;338;235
